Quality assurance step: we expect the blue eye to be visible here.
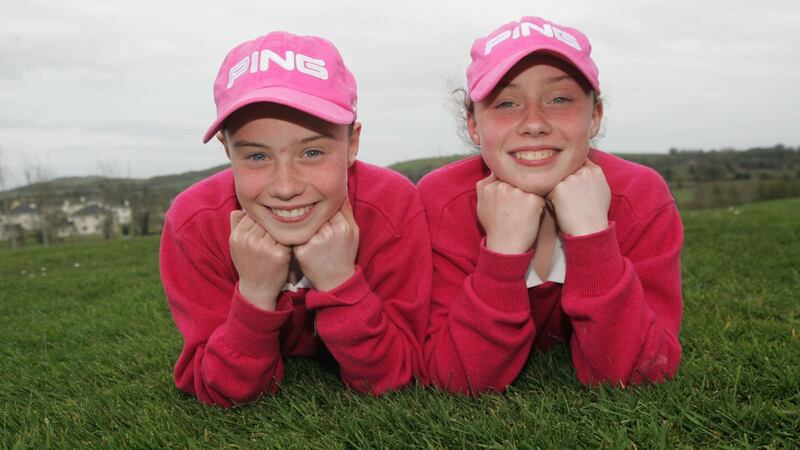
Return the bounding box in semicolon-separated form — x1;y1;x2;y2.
496;101;515;109
552;96;571;104
247;153;267;161
304;149;323;158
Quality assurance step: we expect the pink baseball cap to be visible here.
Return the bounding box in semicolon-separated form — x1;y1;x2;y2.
467;16;600;102
203;31;357;143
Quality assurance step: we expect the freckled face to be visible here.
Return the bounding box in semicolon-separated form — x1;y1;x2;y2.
221;102;359;246
468;54;603;196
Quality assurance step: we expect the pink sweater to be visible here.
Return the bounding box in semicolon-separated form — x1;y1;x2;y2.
160;161;431;407
418;150;683;394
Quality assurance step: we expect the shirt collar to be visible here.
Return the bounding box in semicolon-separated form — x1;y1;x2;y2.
281;276;313;292
525;236;566;287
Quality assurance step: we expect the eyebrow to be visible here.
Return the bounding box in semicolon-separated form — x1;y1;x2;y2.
232;140;270;149
232;132;335;150
546;75;572;84
299;132;334;144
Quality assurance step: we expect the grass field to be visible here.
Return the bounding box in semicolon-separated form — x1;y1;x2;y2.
1;198;798;448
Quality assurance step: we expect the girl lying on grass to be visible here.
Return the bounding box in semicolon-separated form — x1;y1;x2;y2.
419;16;683;394
160;32;430;407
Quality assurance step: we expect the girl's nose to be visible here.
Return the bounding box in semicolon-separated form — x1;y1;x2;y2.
516;104;552;137
268;163;305;200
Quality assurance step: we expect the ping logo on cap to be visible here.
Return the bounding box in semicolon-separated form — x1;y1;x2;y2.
227;49;329;89
484;22;581;56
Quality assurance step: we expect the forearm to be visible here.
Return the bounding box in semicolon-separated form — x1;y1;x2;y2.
426;244;536;394
562;223;682;385
307;267;427;395
172;287;292;407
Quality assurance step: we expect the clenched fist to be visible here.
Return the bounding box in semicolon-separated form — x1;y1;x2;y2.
547;159;611;236
294;199;359;292
229;210;291;311
477;174;546;254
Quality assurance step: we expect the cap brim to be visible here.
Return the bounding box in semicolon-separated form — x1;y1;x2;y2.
469;44;600;102
202;86;355;143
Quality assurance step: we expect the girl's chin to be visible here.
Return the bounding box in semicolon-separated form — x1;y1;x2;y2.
268;233;312;247
520;187;553;198
260;221;317;246
500;176;556;197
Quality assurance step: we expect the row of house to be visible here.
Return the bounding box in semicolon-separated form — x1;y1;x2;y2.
0;198;133;243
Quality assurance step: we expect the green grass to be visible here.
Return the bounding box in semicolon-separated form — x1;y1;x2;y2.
2;198;799;448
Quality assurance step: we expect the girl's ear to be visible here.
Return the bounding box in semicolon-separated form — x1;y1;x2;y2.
217;131;232;160
590;98;603;138
347;122;361;167
467;112;481;146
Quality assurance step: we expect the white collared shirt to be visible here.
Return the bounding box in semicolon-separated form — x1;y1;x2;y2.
525;236;566;287
281;276;313;292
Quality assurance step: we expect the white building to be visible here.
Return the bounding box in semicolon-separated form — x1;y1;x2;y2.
8;203;42;231
70;204;109;236
111;200;132;226
0;212;8;241
61;199;87;216
54;216;77;239
1;198;135;241
0;213;24;245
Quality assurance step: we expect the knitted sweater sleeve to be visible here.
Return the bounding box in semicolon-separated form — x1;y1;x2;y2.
160;218;293;407
424;234;538;394
304;209;432;395
561;201;683;386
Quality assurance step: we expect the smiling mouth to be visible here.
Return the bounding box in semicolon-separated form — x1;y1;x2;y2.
269;203;315;222
513;149;556;161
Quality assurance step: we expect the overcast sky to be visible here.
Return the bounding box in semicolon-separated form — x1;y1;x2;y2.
1;0;798;189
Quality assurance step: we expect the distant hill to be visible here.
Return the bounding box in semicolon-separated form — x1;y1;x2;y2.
388;154;471;184
1;164;229;202
2;145;799;211
142;164;230;192
389;145;800;208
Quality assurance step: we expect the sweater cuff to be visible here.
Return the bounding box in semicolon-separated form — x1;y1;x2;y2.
305;266;370;310
562;222;625;297
471;238;533;312
218;284;293;356
476;237;533;280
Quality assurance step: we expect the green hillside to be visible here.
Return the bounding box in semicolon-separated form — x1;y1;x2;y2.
388;154;472;184
2;145;798;214
0;164;229;201
389;146;800;208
